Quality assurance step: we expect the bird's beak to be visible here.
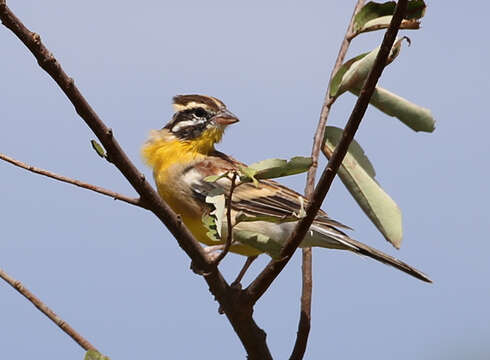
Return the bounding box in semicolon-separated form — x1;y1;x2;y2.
212;109;239;126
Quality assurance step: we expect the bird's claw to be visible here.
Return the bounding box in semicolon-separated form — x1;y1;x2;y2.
190;245;225;275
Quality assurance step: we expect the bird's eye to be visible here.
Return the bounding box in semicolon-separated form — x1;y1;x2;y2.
193;107;208;118
193;108;207;118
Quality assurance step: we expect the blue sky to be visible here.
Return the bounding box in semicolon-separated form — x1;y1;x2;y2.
1;1;489;359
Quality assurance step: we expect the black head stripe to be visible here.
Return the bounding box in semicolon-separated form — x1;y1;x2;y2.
163;94;229;140
173;94;224;112
165;107;213;140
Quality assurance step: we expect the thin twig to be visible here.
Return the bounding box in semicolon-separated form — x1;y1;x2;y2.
305;0;365;194
0;2;272;358
246;0;409;305
291;2;365;359
212;172;238;265
0;267;97;351
0;153;146;208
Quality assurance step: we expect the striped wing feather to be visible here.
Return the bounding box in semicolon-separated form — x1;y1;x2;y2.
189;151;350;230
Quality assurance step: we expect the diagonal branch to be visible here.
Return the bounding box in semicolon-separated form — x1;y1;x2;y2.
0;2;271;358
0;153;145;208
246;0;409;305
291;2;366;359
0;267;97;352
0;3;211;273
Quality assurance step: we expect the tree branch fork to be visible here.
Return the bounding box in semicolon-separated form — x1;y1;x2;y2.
0;0;409;358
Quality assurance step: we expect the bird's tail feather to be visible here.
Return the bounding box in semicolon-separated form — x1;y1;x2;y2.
307;225;432;283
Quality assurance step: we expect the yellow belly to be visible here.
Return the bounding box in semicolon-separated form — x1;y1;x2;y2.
156;171;262;257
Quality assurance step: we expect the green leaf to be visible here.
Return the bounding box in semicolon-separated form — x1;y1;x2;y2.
204;171;229;183
84;350;110;360
234;230;283;259
360;15;421;35
280;156;314;177
330;53;369;98
205;189;226;239
90;139;106;158
350;86;435;132
329;38;434;132
330;38;406;98
239;165;259;187
202;214;221;242
323;126;402;248
248;158;287;173
354;1;397;32
353;1;426;35
405;0;427;19
245;156;313;181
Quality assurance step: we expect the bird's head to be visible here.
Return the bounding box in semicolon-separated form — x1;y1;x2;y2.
162;94;239;147
142;95;238;167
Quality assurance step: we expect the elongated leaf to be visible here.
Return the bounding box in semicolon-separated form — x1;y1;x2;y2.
248;158;286;173
329;38;434;132
353;1;426;35
280;156;314;177
90;139;106;158
330;53;369;98
354;1;396;32
234;230;282;259
330;38;406;98
84;350;110;360
360;16;421;35
323;126;402;248
350;86;435;132
243;156;313;182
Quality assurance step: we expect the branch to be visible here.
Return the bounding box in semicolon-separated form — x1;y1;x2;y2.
305;0;365;194
0;0;211;272
0;2;272;358
291;2;366;359
246;0;409;304
0;153;145;208
0;266;97;351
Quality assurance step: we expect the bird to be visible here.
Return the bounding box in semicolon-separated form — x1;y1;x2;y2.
142;94;431;283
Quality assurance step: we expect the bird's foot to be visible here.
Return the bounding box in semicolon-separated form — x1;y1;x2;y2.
203;244;225;261
190;245;225;275
229;255;258;289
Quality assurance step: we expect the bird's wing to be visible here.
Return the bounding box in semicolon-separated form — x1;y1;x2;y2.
185;151;432;283
184;150;350;229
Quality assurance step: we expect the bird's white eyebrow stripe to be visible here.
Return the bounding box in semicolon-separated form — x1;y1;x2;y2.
171;119;207;132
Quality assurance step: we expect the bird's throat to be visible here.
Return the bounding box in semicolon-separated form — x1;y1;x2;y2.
141;127;223;175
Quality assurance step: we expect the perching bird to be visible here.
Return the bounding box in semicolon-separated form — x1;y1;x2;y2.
142;94;431;283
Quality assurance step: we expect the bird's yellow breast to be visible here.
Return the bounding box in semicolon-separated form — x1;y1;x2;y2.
141;130;220;243
142;134;205;216
141;129;261;256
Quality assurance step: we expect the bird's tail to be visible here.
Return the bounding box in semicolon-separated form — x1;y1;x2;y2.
305;224;432;283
